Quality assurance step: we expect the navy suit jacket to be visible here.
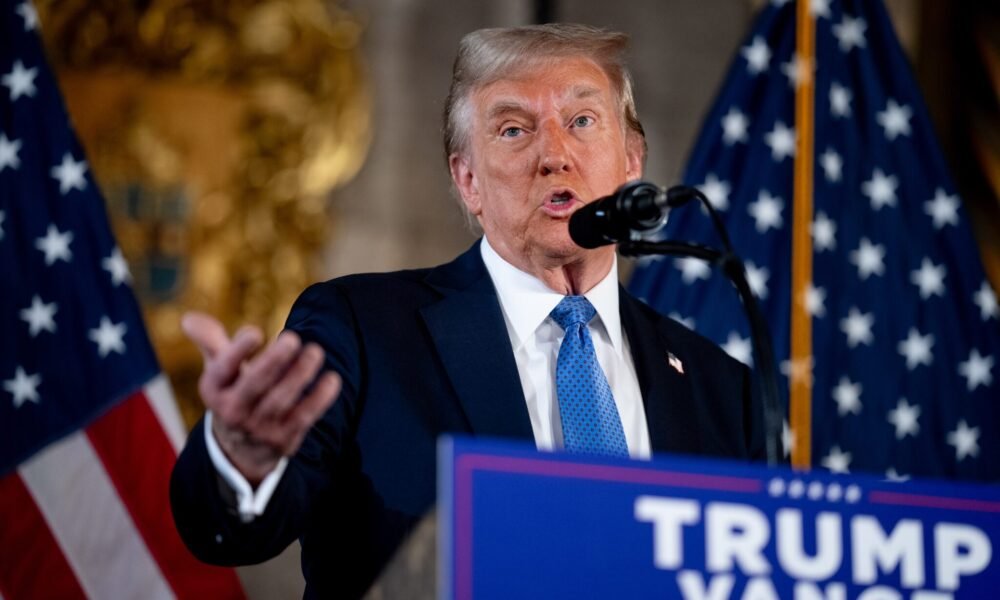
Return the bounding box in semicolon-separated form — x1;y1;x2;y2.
171;241;763;598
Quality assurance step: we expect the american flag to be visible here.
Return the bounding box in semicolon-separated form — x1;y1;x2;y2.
0;2;244;597
630;0;999;480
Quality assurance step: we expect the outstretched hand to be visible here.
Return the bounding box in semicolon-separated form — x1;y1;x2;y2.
181;311;341;485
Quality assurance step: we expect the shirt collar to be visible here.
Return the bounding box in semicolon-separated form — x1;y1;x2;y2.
480;236;624;355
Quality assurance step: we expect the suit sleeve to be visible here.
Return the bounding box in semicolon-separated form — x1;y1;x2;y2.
170;280;364;565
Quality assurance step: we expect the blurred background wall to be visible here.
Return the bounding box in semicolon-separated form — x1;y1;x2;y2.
33;0;997;597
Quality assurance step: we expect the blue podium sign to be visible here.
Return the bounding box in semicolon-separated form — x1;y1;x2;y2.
438;437;999;600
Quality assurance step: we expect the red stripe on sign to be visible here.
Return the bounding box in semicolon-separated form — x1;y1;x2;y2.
87;390;246;600
0;472;87;599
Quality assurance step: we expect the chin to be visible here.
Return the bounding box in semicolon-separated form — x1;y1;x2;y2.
542;237;606;262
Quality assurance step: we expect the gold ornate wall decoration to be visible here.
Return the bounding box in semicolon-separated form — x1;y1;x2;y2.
36;0;371;426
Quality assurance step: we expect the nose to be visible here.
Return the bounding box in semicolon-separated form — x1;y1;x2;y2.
538;121;571;176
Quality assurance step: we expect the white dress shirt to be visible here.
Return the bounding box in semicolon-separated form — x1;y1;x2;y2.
480;236;651;458
207;238;651;519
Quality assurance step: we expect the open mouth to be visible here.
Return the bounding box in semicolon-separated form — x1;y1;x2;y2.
550;191;574;206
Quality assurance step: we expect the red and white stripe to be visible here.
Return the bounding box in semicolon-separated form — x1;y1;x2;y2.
0;375;245;599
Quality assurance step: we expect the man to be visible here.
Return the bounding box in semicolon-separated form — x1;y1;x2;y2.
171;23;763;598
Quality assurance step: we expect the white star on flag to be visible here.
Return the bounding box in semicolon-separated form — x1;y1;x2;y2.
897;328;934;370
16;2;39;31
811;211;837;252
764;121;796;161
19;295;57;337
958;349;993;391
781;54;813;88
35;224;73;265
924;188;960;229
819;147;842;182
840;307;874;347
0;132;21;171
822;446;852;474
804;283;826;318
946;420;980;461
745;261;770;299
697;173;730;211
668;312;695;331
885;468;911;483
1;59;38;101
102;246;133;287
910;258;946;299
810;0;831;19
862;168;898;210
50;153;88;194
876;99;913;140
675;257;711;284
88;316;128;358
832;15;867;52
781;420;795;457
741;35;771;75
887;398;921;439
781;356;814;387
721;331;753;367
973;281;998;321
4;366;41;408
850;238;886;279
748;190;784;233
829;82;852;117
721;107;749;145
832;376;862;416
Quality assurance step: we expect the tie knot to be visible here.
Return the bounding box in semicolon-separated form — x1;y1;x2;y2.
550;296;596;330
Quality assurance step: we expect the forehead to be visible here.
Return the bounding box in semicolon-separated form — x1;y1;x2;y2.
471;56;615;114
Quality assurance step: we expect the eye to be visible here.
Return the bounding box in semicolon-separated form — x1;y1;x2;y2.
501;126;523;138
572;115;595;128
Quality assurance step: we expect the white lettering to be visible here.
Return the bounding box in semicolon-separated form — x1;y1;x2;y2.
851;516;925;588
911;592;953;600
777;509;843;580
934;523;992;591
706;502;771;575
635;496;700;569
740;577;779;600
856;586;901;600
793;581;846;600
676;571;734;600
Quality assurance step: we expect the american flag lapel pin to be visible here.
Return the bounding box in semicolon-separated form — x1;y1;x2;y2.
667;352;685;374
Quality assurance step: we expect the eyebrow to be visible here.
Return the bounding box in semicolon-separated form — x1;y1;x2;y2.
485;85;606;122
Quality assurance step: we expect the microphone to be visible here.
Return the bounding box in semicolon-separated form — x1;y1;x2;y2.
569;181;699;249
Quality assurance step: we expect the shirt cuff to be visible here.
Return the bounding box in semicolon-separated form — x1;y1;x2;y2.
204;411;289;523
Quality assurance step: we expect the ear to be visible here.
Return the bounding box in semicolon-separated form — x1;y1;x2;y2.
624;131;645;181
449;152;482;216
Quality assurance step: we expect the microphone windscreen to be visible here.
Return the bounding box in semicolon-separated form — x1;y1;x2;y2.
569;206;614;249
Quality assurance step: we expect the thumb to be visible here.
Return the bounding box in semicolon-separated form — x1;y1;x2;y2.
181;311;231;360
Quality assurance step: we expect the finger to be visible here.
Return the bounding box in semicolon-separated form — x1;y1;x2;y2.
247;342;327;426
202;324;265;392
232;330;303;402
181;311;231;360
270;371;341;456
237;370;339;456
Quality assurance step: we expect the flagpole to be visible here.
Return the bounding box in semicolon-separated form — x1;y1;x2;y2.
790;0;816;469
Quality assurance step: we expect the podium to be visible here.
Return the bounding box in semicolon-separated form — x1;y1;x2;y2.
369;437;999;599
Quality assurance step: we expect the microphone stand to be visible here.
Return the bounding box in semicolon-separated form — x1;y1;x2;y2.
617;188;785;467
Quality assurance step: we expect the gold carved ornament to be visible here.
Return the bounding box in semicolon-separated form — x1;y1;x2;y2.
36;0;371;426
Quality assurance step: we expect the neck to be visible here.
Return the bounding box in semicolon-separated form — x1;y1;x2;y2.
488;238;615;295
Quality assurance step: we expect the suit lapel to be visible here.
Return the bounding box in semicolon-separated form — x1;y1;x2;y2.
420;243;534;441
620;290;702;455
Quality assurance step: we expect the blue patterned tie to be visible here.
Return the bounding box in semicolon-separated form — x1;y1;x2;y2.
550;296;629;457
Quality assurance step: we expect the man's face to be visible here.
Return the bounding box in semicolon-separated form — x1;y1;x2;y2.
450;56;643;271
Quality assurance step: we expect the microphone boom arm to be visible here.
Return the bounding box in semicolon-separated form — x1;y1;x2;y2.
619;187;785;467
